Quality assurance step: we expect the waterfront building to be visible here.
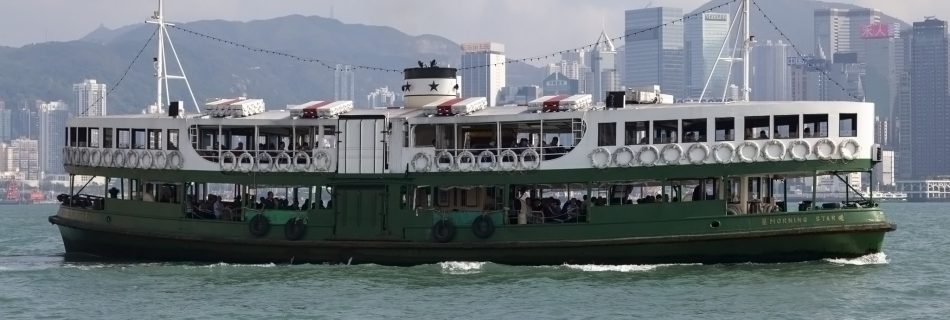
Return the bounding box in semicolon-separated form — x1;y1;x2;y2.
461;42;506;106
751;40;790;101
73;79;107;117
334;64;356;101
685;12;730;100
39;101;69;175
588;30;620;103
366;87;397;108
909;18;950;179
624;7;684;97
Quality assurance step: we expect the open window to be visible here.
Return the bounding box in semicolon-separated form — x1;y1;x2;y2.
682;119;707;142
839;113;857;137
773;115;799;139
715;118;734;141
653;120;678;144
103;128;113;148
803;114;828;138
744;116;770;140
625;121;649;145
597;122;617;146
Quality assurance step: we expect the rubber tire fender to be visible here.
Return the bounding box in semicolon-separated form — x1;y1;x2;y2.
471;215;495;239
249;214;271;237
431;220;457;243
284;217;306;241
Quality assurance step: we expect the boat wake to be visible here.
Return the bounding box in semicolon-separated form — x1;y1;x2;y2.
438;261;486;274
185;262;278;269
562;263;698;272
823;252;888;265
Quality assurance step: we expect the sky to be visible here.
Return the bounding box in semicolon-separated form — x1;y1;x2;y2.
1;0;945;58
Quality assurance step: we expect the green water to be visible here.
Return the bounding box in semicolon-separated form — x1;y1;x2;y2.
0;203;945;319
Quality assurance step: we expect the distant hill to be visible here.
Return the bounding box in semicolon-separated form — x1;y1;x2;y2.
0;15;544;114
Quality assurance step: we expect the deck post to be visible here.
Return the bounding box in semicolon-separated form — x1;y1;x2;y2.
811;172;818;210
783;177;788;212
739;176;749;214
869;170;874;203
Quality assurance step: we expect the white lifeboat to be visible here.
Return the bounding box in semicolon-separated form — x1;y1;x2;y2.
527;94;592;112
422;97;487;116
204;97;265;117
288;100;354;118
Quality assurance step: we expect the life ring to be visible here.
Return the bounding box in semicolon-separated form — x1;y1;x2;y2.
293;152;311;171
838;138;861;160
80;148;91;167
456;150;476;172
167;150;183;169
589;147;612;169
90;149;102;167
737;141;759;163
220;151;237;171
237;153;254;172
256;152;274;172
313;150;332;172
248;214;270;237
471;215;495;239
788;140;811;161
62;147;71;165
520;148;541;170
761;140;786;161
139;150;154;169
431;220;457;243
73;148;82;166
125;150;140;168
814;139;836;160
476;150;497;171
275;152;292;172
713;143;735;164
153;151;167;169
660;144;683;165
434;150;454;171
113;150;126;168
410;152;431;172
686;144;709;165
637;145;659;167
284;217;306;241
612;146;635;167
102;150;114;167
498;149;519;171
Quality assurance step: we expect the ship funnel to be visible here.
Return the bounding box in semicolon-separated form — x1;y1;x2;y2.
402;64;459;108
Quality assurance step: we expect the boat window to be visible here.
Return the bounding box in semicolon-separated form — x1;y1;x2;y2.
509;184;587;224
597;122;616;146
197;126;218;151
625;121;650;145
294;127;314;150
839;113;857;137
131;129;146;149
773;115;799;139
803;114;829;138
147;129;162;150
653;120;678;144
541;120;573;160
715;117;735;141
117;129;131;149
89;128;100;148
167;129;179;150
743;116;770;140
413;124;436;147
103;128;113;149
76;127;88;147
501;121;541;152
321;125;337;148
682;119;707;143
414;186;433;208
223;127;254;151
458;123;497;152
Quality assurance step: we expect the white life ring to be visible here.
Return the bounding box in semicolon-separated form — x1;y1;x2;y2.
590;147;612;169
761;140;787;161
814;139;836;160
275;152;292;172
434;150;455;172
660;144;683;165
520;148;541;170
167;150;183;169
220;151;237;171
477;150;497;171
139;150;154;169
737;141;760;163
313;150;332;172
80;148;91;167
102;150;114;167
456;151;476;172
410;152;431;172
788;140;811;161
113;150;126;168
62;147;71;165
838;138;861;160
74;148;83;166
237;153;254;172
153;151;167;169
612;146;635;167
256;152;274;172
293;152;311;171
498;149;519;171
686;144;709;165
713;143;735;164
125;150;140;168
90;149;102;167
637;145;659;167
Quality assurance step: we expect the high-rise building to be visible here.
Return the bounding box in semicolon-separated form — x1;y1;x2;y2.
366;87;397;108
0;100;11;142
814;8;882;62
685;12;730;100
588;29;620;103
624;7;684;98
73;79;107;117
751;40;790;101
8;138;39;181
460;42;506;106
909;18;950;179
894;29;914;179
39;101;69;174
12;103;39;140
334;64;356;101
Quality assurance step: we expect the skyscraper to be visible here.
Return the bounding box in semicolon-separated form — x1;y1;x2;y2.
909;18;950;179
624;7;684;97
366;87;397;108
39;101;69;174
73;79;107;117
588;30;620;103
0;100;11;142
814;8;882;62
751;40;790;101
685;12;730;100
334;64;356;101
461;42;506;106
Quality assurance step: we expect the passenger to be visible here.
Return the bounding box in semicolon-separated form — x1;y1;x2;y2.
234;142;244;150
300;198;310;211
692;184;704;201
745;128;754;139
213;195;230;220
758;130;768;139
108;187;119;199
803;127;812;138
639;136;649;144
158;187;172;203
263;191;276;209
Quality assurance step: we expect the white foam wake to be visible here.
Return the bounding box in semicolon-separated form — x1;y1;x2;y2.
562;263;691;272
438;261;486;274
824;252;888;265
185;262;278;269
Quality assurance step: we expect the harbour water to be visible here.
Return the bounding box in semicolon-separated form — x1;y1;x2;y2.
0;203;945;319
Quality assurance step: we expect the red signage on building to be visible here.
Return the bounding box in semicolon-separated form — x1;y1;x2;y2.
861;23;891;39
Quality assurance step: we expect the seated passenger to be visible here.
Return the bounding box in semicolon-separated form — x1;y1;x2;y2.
213;195;231;220
234;142;244;150
803;127;813;138
758;130;769;139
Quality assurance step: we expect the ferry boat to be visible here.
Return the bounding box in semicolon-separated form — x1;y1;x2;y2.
48;0;895;265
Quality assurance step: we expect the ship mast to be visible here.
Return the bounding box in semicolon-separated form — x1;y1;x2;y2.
146;0;199;114
740;0;751;102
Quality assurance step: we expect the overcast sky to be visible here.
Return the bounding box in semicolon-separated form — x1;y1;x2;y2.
1;0;944;58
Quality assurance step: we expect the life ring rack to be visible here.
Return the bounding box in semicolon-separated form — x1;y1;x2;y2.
410;152;431;172
167;150;183;169
788;140;810;161
686;144;709;165
476;150;497;171
589;147;612;169
220;151;238;171
456;150;476;172
737;141;759;163
660;144;683;165
293;152;311;171
313;150;332;172
434;150;455;172
125;150;140;168
613;146;636;167
498;149;519;171
637;145;659;167
274;152;293;172
761;140;786;161
139;150;155;169
713;143;735;164
256;152;274;172
153;150;167;169
520;149;541;170
237;153;255;172
814;139;836;160
838;138;861;160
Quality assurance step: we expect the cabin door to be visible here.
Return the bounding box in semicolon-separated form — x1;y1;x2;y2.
337;116;387;174
333;186;387;238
